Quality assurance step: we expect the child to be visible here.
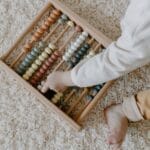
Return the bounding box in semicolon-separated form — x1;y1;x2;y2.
42;0;150;149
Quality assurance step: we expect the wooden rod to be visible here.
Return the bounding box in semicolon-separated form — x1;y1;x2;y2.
2;2;52;61
53;24;70;44
43;23;60;42
76;81;114;123
66;88;88;114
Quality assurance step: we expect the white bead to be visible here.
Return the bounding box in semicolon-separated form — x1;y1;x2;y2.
82;31;88;37
37;85;42;90
48;43;56;50
68;48;74;54
63;55;68;61
41;81;45;86
74;42;80;48
78;35;85;41
76;39;82;46
70;45;77;51
67;21;74;27
89;51;95;55
65;52;71;58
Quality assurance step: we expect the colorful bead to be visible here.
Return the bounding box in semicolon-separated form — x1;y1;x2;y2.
41;52;49;59
48;43;56;50
45;47;52;54
38;55;45;61
23;74;30;80
35;59;42;65
86;95;93;101
67;21;74;27
31;63;38;70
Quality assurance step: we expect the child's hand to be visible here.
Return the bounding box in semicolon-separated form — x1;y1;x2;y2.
41;71;75;93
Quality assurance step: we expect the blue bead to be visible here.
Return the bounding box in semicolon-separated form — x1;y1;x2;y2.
80;47;87;52
75;53;81;59
26;54;35;60
86;95;94;101
94;85;102;91
84;43;90;49
91;89;98;96
31;51;39;57
78;50;84;56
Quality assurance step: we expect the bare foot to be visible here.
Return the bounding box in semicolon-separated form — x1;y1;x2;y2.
104;103;128;150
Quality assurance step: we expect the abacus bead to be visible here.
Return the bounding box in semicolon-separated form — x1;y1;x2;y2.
39;55;45;61
31;51;38;57
58;18;65;24
27;54;35;60
84;43;90;49
42;64;49;70
82;32;88;37
28;68;35;74
68;62;74;68
36;72;43;78
48;58;54;63
41;52;49;59
75;26;82;32
41;24;49;30
75;53;81;59
45;20;51;26
89;51;95;56
91;89;98;96
70;45;77;52
35;59;42;66
78;50;84;56
48;43;56;50
47;17;55;24
27;69;34;75
34;32;41;39
78;35;85;41
31;63;38;70
74;42;81;48
52;9;61;16
50;13;57;20
23;74;30;80
30;79;37;85
61;14;68;21
41;81;45;86
62;55;68;61
16;68;25;75
65;52;71;58
86;95;93;101
80;47;87;52
39;68;45;74
37;28;45;35
76;38;83;44
45;60;51;66
37;85;42;90
45;47;52;54
94;85;102;91
22;60;30;67
67;21;74;27
51;54;57;60
33;47;41;54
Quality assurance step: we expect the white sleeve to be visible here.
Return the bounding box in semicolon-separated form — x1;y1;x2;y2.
71;0;150;87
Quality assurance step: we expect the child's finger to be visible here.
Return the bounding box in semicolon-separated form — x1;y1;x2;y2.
41;82;49;93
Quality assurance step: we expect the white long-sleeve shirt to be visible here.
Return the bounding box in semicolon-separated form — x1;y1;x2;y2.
71;0;150;87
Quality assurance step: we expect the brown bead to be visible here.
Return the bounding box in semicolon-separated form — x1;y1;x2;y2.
54;51;60;57
35;71;43;78
48;58;54;63
52;9;61;16
50;13;57;20
39;68;45;74
75;26;82;32
30;79;37;85
31;75;39;81
31;36;38;42
45;20;51;26
41;23;49;31
51;54;57;61
34;32;41;39
37;28;45;34
45;60;51;66
42;64;49;70
47;17;55;24
23;43;32;52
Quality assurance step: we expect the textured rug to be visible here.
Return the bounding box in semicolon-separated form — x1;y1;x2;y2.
0;0;150;150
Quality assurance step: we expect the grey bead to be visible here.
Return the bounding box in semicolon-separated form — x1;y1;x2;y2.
26;53;35;60
38;41;46;49
61;14;69;21
31;50;39;57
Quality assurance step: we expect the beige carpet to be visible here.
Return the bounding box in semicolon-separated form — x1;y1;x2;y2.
0;0;150;149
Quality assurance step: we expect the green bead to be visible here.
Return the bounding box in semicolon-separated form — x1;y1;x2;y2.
84;43;90;49
31;51;39;57
27;53;35;60
80;47;87;52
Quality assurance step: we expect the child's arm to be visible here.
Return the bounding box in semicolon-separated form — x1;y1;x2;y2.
42;0;150;92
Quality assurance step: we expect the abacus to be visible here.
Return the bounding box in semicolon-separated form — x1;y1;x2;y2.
0;0;114;131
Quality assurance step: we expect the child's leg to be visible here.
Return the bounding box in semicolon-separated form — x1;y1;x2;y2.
105;89;150;149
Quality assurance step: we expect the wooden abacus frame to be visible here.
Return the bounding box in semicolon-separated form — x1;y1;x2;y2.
0;0;114;131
